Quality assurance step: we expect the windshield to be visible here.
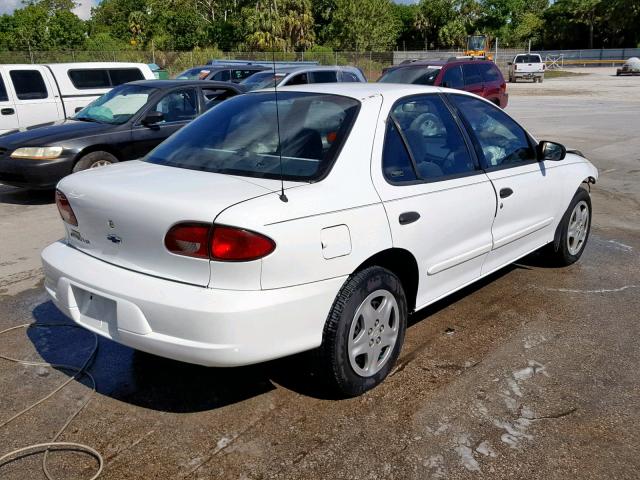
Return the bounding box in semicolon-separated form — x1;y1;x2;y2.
468;36;486;51
177;67;211;80
74;84;155;124
240;71;285;91
145;92;360;181
379;66;441;85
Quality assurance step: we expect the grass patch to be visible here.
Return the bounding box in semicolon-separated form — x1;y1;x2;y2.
544;70;589;79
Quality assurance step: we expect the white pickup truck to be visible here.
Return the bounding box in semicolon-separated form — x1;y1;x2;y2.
0;63;154;134
508;54;545;83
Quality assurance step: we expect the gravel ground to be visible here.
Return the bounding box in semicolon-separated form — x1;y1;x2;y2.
0;69;639;479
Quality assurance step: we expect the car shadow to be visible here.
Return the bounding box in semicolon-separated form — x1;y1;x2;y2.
0;184;55;205
27;261;544;409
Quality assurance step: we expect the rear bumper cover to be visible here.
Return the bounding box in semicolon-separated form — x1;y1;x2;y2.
42;241;345;367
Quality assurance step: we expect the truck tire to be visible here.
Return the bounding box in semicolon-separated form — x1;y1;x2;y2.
73;151;118;173
319;266;407;397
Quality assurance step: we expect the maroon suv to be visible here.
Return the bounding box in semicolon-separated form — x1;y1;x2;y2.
378;59;508;108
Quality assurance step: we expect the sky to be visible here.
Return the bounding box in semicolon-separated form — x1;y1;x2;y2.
0;0;101;19
0;0;418;21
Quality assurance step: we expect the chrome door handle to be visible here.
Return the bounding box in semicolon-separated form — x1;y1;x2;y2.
1;108;14;115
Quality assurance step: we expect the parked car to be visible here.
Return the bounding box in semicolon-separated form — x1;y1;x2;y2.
148;63;169;80
616;57;640;76
0;63;155;134
240;65;366;91
508;54;545;83
0;80;242;188
378;59;508;108
42;83;597;396
176;64;269;82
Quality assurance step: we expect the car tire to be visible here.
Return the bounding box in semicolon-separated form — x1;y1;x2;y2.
73;151;118;173
541;187;592;266
319;266;407;397
539;76;544;83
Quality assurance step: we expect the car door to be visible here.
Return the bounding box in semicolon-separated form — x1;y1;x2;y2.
448;94;561;275
0;70;19;134
477;63;503;103
130;88;199;158
371;93;497;309
439;64;464;90
7;67;62;127
462;63;484;97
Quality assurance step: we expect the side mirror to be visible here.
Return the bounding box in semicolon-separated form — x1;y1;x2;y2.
142;111;164;125
538;141;566;161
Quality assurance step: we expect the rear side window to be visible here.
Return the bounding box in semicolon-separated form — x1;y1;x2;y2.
68;68;144;89
201;87;236;110
382;120;418;182
478;63;502;83
69;69;110;88
310;71;338;83
0;74;8;102
231;69;259;81
462;64;482;86
342;72;360;82
9;70;48;100
441;65;463;89
385;95;476;182
109;68;144;85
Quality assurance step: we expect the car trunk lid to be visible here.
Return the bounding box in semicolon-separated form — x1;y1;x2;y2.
57;160;274;286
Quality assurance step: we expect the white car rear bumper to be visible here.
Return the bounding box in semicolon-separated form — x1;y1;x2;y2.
41;241;345;367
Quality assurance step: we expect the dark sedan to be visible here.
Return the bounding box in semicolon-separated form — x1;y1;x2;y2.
0;80;243;189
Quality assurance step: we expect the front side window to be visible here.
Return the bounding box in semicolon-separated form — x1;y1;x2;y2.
231;69;259;81
286;73;308;85
9;70;48;100
146;92;360;181
201;87;236;110
151;89;198;123
212;70;231;81
383;95;476;182
342;72;360;82
0;74;8;102
74;84;155;124
450;94;535;168
441;65;463;89
379;66;441;85
310;71;338;83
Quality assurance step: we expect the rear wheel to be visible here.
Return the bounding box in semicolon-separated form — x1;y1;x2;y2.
73;151;118;173
319;266;407;397
541;188;591;266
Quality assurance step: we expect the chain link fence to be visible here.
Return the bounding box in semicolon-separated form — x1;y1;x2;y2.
1;48;638;80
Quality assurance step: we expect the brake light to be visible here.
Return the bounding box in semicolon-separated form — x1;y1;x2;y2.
55;190;78;226
165;223;211;259
211;226;275;261
164;223;275;261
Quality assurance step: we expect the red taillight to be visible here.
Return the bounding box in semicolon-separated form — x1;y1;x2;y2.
55;190;78;226
164;223;275;261
165;223;211;259
211;226;275;261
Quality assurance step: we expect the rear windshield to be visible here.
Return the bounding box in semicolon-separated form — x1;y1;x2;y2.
378;66;441;85
146;92;360;182
68;68;144;89
515;55;542;63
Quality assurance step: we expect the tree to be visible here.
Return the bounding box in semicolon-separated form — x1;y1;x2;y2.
243;0;314;51
329;0;400;51
567;0;601;49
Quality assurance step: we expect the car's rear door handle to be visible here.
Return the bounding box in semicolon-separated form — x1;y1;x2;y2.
1;108;14;115
499;188;514;198
399;211;420;225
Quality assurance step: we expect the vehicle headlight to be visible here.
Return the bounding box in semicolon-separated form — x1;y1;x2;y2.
10;146;63;160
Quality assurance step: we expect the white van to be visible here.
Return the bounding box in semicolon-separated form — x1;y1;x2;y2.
0;63;154;134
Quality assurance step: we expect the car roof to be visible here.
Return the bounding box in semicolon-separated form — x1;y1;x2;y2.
127;79;243;90
389;58;496;70
274;65;361;74
265;82;457;101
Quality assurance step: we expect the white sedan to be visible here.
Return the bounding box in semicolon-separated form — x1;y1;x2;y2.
42;83;598;396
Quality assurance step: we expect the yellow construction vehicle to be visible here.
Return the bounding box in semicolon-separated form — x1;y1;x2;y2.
465;35;493;60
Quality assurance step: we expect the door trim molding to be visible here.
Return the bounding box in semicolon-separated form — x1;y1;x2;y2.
493;216;554;249
427;242;493;275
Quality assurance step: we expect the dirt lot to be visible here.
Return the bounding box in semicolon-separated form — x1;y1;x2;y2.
1;68;639;479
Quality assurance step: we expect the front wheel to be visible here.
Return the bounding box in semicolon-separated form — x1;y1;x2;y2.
319;266;407;397
542;188;592;266
73;151;118;173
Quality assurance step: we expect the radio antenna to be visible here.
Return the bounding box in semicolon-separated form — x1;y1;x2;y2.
272;49;288;203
